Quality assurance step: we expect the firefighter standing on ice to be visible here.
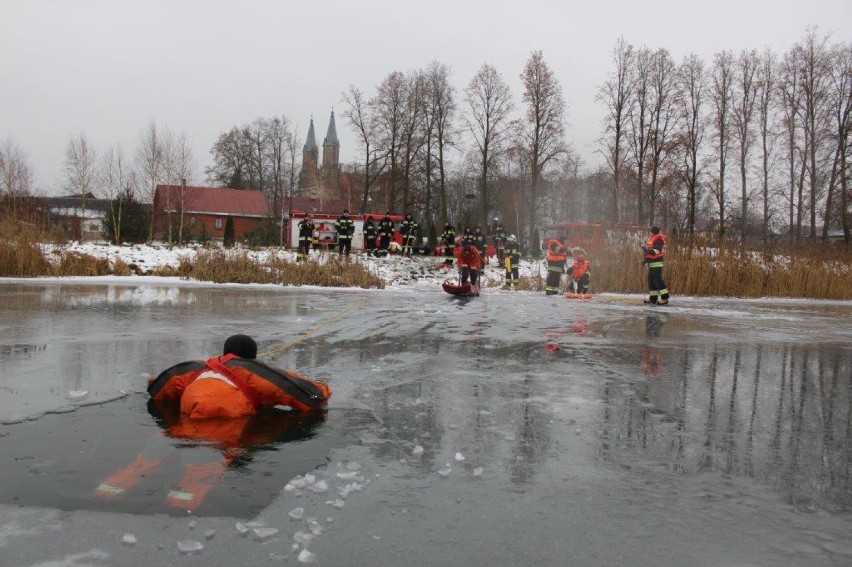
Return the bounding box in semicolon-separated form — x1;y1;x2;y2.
545;239;568;295
642;226;670;305
504;234;521;288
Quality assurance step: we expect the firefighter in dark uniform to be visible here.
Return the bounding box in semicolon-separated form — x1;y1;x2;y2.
378;212;395;251
642;226;670;304
297;215;315;260
545;239;568;295
363;216;378;256
401;213;419;257
494;222;507;263
335;209;355;257
504;234;521;288
472;226;487;260
441;222;456;266
461;227;475;246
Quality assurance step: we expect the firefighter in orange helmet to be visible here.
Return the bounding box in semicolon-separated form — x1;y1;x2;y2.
566;253;591;294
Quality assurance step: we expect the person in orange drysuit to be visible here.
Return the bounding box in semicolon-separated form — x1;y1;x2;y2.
566;253;591;294
455;243;483;287
93;335;331;511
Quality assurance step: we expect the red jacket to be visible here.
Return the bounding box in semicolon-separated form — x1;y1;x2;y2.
455;246;483;269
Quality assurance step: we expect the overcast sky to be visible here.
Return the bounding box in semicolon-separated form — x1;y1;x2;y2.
2;0;850;194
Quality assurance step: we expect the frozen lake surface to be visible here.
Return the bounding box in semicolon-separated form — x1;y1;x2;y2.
1;279;851;566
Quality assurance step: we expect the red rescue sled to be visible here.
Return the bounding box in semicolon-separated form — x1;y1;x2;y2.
564;292;594;300
443;279;480;297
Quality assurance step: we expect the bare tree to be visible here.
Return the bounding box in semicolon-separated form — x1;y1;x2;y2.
731;49;760;238
647;48;680;226
676;54;706;237
342;85;387;213
64;133;98;241
710;50;735;237
424;61;457;226
627;46;653;224
400;71;428;213
135;121;164;241
206;127;250;189
465;63;514;229
823;41;851;242
518;50;567;241
267;115;295;219
100;143;132;244
779;47;806;241
756;48;779;242
0;138;34;197
796;29;832;238
371;72;407;210
596;37;634;222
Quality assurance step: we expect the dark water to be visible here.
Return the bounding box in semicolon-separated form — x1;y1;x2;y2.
0;395;374;517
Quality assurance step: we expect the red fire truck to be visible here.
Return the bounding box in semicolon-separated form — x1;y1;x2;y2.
286;212;405;251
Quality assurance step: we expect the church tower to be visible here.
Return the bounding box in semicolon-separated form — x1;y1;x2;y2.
299;118;319;194
322;110;340;170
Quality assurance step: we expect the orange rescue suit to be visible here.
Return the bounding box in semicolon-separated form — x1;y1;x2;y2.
149;354;331;419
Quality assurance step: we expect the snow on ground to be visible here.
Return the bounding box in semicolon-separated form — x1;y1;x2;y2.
40;241;545;290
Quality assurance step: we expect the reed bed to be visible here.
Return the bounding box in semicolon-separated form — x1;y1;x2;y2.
184;250;385;289
589;238;852;300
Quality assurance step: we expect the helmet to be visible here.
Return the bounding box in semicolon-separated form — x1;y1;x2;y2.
508;234;516;241
651;226;660;234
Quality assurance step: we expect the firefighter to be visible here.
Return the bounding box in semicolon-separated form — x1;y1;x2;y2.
378;212;395;251
363;216;378;256
642;226;670;305
148;334;331;419
472;225;487;251
566;253;591;294
545;239;568;295
335;209;355;257
441;222;456;266
461;226;475;246
297;215;315;260
400;213;419;257
455;243;483;288
494;222;507;263
504;234;521;288
95;336;331;511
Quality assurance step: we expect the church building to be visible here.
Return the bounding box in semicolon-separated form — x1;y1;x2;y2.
298;111;341;199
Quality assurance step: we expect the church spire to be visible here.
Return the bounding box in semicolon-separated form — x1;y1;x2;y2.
323;110;339;148
303;118;318;152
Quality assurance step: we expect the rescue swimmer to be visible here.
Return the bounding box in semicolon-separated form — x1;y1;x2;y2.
147;334;331;418
94;335;331;511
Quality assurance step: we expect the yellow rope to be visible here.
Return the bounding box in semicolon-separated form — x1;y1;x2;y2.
257;296;371;359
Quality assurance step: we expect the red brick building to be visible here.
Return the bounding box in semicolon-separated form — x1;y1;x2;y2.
153;185;270;242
